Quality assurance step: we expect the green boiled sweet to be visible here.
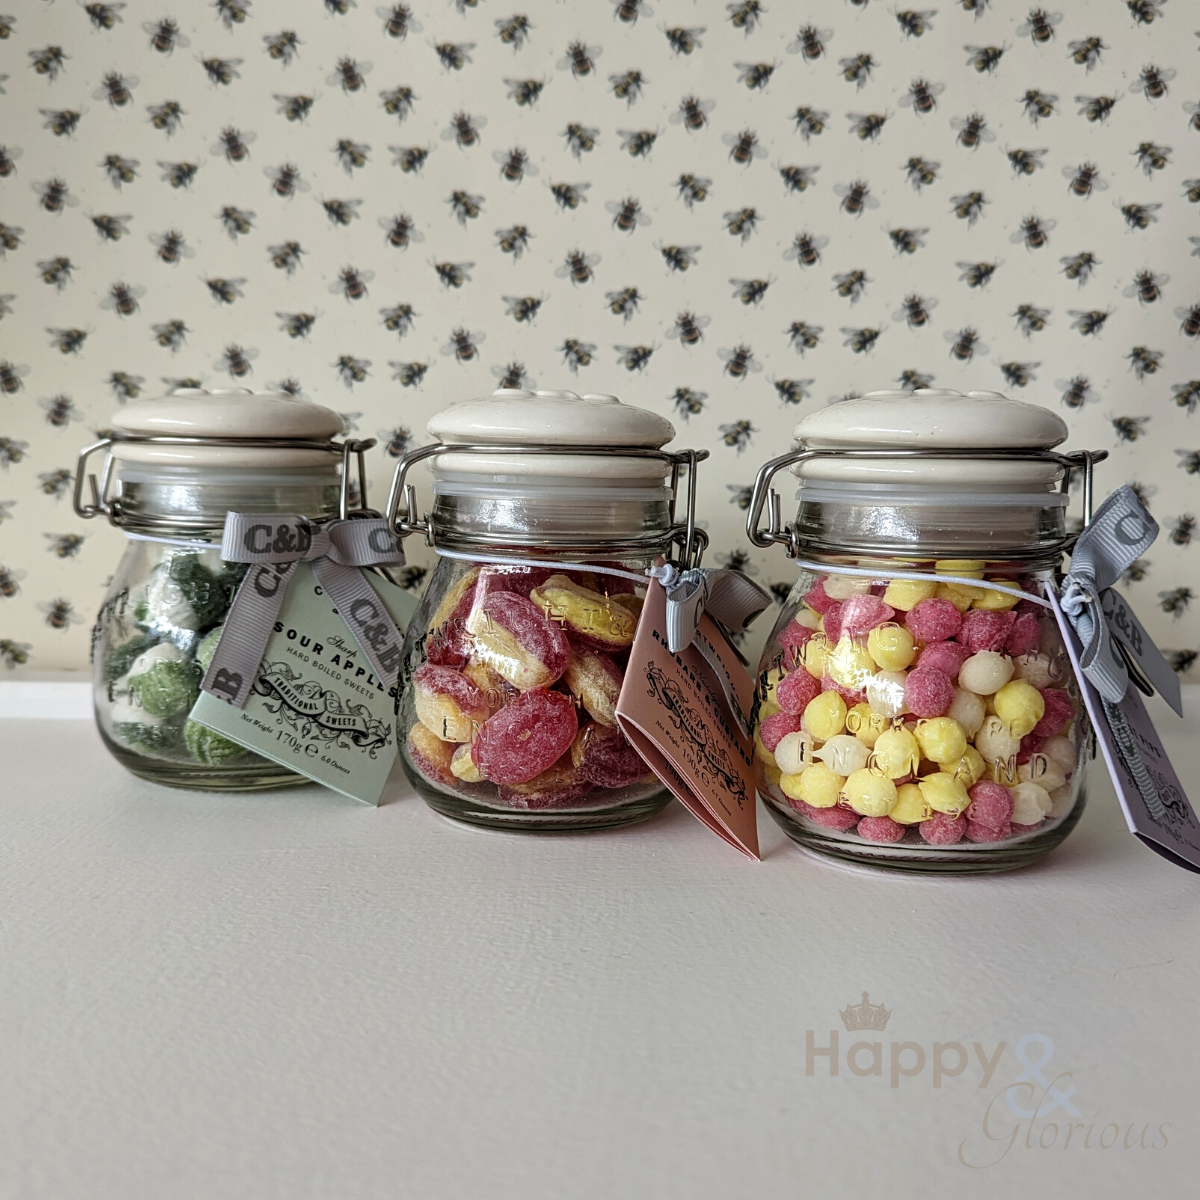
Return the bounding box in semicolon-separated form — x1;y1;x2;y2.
114;721;181;754
167;554;228;629
184;719;246;765
195;625;223;673
103;632;161;684
130;658;201;718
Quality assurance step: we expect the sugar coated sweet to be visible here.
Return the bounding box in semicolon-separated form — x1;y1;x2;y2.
943;744;986;787
842;768;897;817
408;721;456;785
802;691;847;741
871;727;920;779
473;687;578;785
1005;612;1041;657
903;666;954;718
784;761;844;808
966;780;1014;829
947;687;987;737
803;580;840;614
572;723;651;789
821;574;873;601
798;634;830;679
793;798;862;830
1010;780;1053;824
822;605;844;644
530;574;637;652
563;646;624;727
777;668;822;715
965;819;1012;843
867;623;916;672
914;716;967;764
856;816;906;843
905;597;963;643
974;714;1021;766
760;710;802;754
915;639;971;677
846;702;888;747
840;594;896;637
866;670;908;718
413;664;491;743
827;638;876;690
774;729;816;775
812;734;870;776
779;621;814;655
1013;651;1056;689
496;758;589;810
957;651;1014;696
881;579;937;611
959;609;1017;654
971;583;1021;611
918;772;970;816
465;591;570;691
919;812;967;845
1032;687;1073;739
1041;735;1076;776
890;782;932;825
992;679;1045;738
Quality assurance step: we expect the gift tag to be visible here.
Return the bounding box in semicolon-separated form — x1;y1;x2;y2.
1102;587;1183;716
1047;588;1200;873
189;564;417;805
616;580;760;860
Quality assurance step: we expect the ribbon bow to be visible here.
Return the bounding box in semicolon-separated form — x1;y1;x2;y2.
200;513;406;709
647;563;771;738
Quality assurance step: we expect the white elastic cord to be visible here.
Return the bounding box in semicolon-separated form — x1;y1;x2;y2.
791;557;1053;609
122;530;215;549
432;545;650;587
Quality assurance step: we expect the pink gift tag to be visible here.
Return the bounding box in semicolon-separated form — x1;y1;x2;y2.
1047;588;1200;873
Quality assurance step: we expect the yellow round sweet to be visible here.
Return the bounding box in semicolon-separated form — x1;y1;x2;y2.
828;637;875;689
802;691;847;741
866;623;916;671
936;582;984;613
880;579;937;611
782;761;844;808
918;772;970;816
890;782;932;825
870;727;920;779
760;760;782;789
914;716;968;765
972;582;1021;611
992;679;1045;738
822;574;873;600
799;634;829;680
846;702;887;748
794;607;821;631
842;768;897;817
943;744;986;787
934;559;986;578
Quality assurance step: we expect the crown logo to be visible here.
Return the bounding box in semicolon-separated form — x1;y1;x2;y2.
840;991;891;1032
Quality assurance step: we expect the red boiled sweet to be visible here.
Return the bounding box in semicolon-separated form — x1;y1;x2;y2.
572;722;651;789
792;799;860;830
803;579;840;615
779;621;814;656
918;812;967;845
424;567;480;666
496;755;590;809
905;597;963;643
777;668;821;715
915;640;972;677
958;609;1018;654
1032;687;1073;739
966;780;1014;829
1016;733;1044;765
473;687;579;784
465;590;570;690
760;710;802;753
1005;611;1042;657
412;663;490;743
856;816;906;843
903;666;954;718
822;602;845;644
822;674;866;704
407;722;456;786
965;819;1012;843
840;594;896;637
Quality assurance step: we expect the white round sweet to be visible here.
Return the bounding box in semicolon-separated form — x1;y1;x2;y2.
958;651;1015;696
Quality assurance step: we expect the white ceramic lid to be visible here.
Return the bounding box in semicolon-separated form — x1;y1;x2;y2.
792;389;1069;491
110;388;345;468
428;389;676;481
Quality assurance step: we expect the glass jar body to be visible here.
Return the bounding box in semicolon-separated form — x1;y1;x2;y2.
753;556;1090;873
398;553;667;831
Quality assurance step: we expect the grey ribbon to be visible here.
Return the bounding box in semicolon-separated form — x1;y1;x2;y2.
647;564;772;738
201;513;407;708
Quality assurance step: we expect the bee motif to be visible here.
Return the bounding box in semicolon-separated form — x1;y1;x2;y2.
202;58;242;87
792;107;829;142
159;161;198;189
268;241;304;274
147;100;184;134
211;128;254;165
727;2;765;34
108;371;144;402
0;640;32;668
611;0;651;24
1132;65;1174;101
378;4;419;38
888;227;927;255
206;277;245;304
1018;9;1061;43
835;180;879;217
42;109;82;138
93;71;136;108
1013;304;1050;336
660;245;700;273
607;197;650;233
556;250;599;285
563;123;598;158
506;78;545;107
40;395;80;427
1179;451;1200;476
840;54;875;90
322;199;362;226
277;313;315;340
833;270;872;307
145;18;188;54
392;361;430;388
1110;416;1150;445
1134;142;1170;176
1069;308;1111;336
839;327;880;355
719;422;756;454
952;113;994;150
0;564;25;598
443;112;485;149
615;344;655;372
610;70;645;106
1076;95;1116;123
773;380;813;406
380;426;414;459
1011;216;1054;250
38;468;73;500
153;319;189;351
1000;362;1039;388
721;345;761;379
494;147;536;183
1069;36;1104;70
331;267;373;302
443;328;484;364
29;47;67;80
1185;181;1200;205
676;174;710;207
39;598;80;631
1124;270;1167;305
162;376;202;392
153;231;192;265
791;26;831;61
381;86;416;120
394;146;429;174
1062;162;1105;199
672;387;707;417
1178;305;1200;340
39;255;74;287
732;278;771;306
550;182;589;211
496;225;532;258
1127;346;1163;380
0;361;28;393
945;328;985;362
334;356;371;387
1020;89;1057;123
1167;649;1199;673
1007;149;1046;177
268;164;308;199
1159;588;1193;618
665;27;704;55
270;377;302;398
900;79;944;115
1056;376;1095;408
325;0;354;13
668;312;711;345
434;260;474;289
560;339;596;373
778;165;818;195
903;157;940;191
220;345;257;378
446;191;483;226
1172;381;1200;415
504;296;544;323
331;57;371;92
724;130;766;167
1182;101;1200;135
381;214;422;250
102;282;145;317
737;62;777;90
46;533;85;558
264;30;301;64
896;9;937;37
395;566;429;592
492;363;532;391
1120;203;1160;231
784;232;828;269
786;321;822;354
894;294;937;327
606;288;642;322
672;96;715;132
1126;0;1164;25
559;42;600;77
335;139;370;173
848;113;888;142
620;129;658;158
381;303;416;336
0;145;20;178
47;327;87;354
214;0;249;28
965;45;1005;73
36;179;78;215
275;94;314;123
85;4;125;31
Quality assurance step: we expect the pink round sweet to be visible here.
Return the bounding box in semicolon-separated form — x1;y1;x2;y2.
856;816;906;843
1032;687;1073;739
958;609;1017;654
822;675;865;704
966;780;1014;828
1016;733;1044;765
779;621;814;655
840;594;896;637
792;799;860;830
1011;821;1043;835
803;579;839;615
578;726;649;789
905;597;962;643
915;640;971;677
1015;598;1042;616
777;668;821;715
919;812;966;845
473;688;579;785
903;666;954;717
965;819;1012;843
822;603;844;643
760;710;802;753
1005;611;1041;657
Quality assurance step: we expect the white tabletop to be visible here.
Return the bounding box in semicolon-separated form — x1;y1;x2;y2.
2;682;1197;1199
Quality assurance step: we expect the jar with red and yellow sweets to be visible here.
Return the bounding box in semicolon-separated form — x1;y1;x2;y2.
745;389;1107;872
388;388;707;831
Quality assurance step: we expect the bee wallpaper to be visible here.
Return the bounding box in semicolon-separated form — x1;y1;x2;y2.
0;0;1198;674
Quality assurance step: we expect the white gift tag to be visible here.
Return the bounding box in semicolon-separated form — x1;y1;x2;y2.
1103;588;1183;716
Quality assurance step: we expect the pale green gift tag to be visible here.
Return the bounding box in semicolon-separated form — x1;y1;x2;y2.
189;563;418;805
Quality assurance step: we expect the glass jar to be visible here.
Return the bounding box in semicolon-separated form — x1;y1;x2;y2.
74;388;372;791
745;389;1107;873
387;388;707;832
